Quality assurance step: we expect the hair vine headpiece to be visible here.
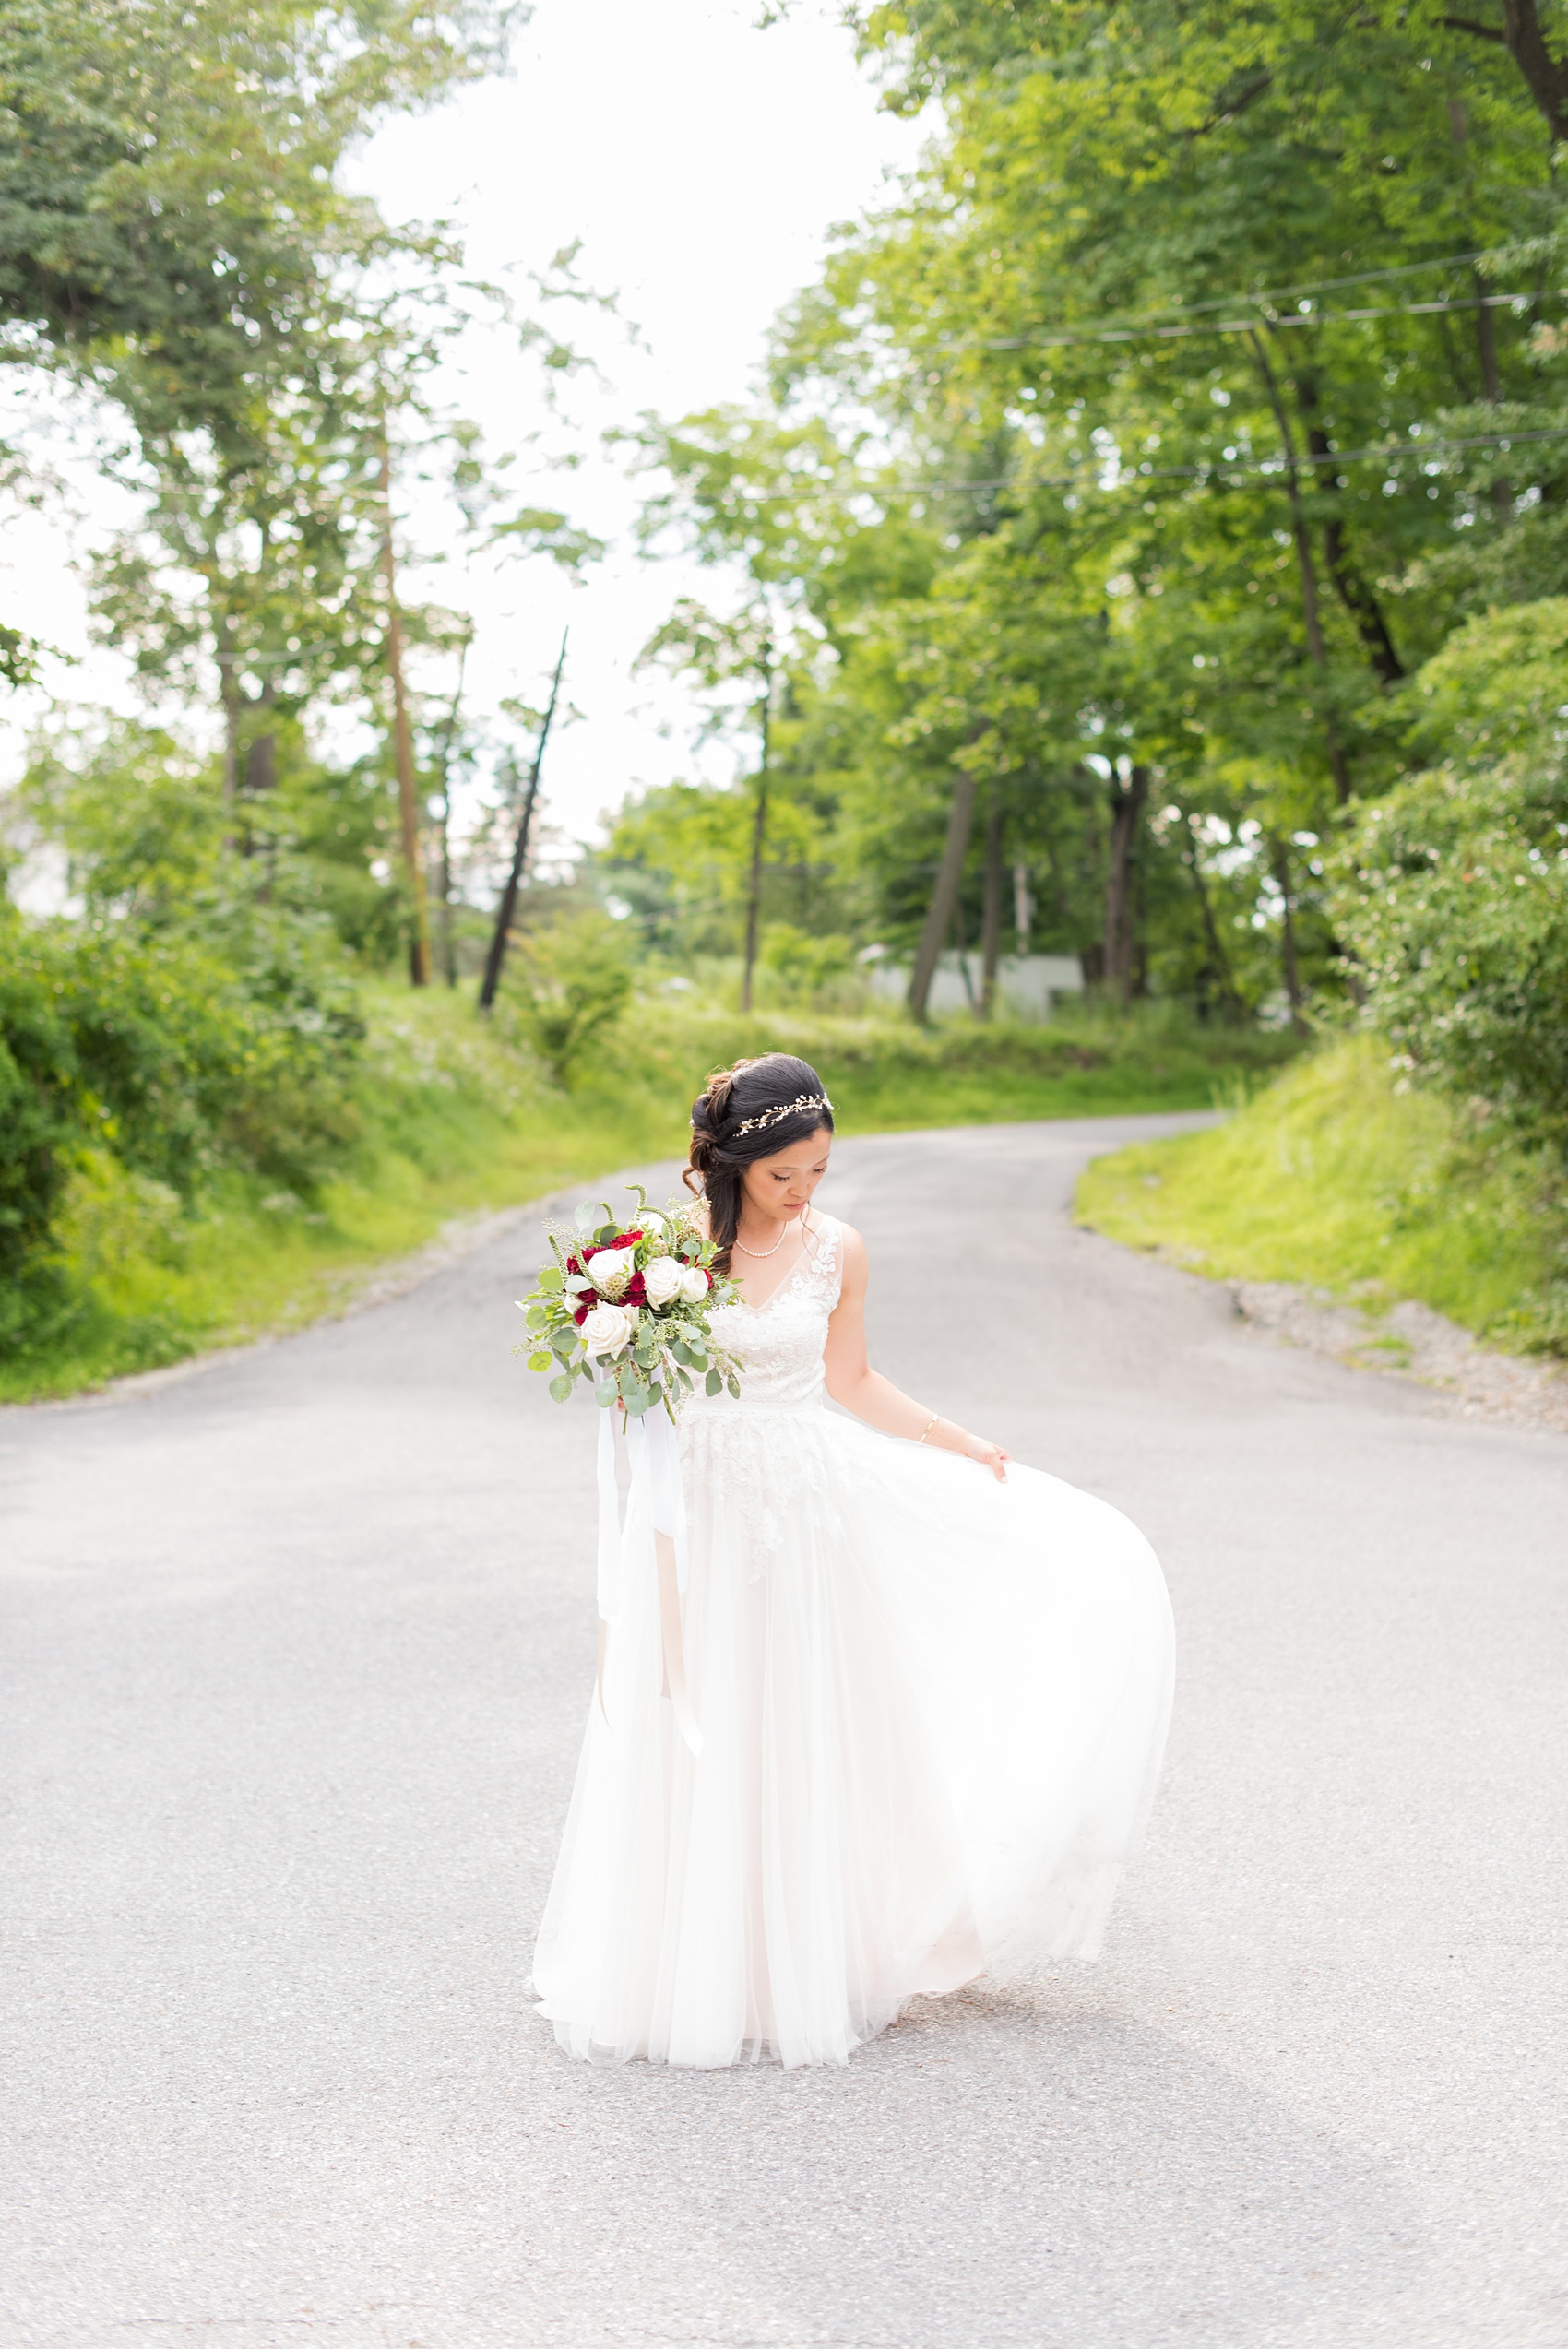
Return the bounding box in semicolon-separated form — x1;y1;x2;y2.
730;1092;834;1139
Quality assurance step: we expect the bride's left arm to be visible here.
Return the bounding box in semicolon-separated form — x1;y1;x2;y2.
821;1224;1009;1482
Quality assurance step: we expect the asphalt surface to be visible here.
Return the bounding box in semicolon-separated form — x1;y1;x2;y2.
3;1115;1566;2349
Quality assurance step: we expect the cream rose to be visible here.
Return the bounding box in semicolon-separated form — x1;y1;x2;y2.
641;1254;684;1308
678;1263;711;1304
587;1246;636;1298
580;1302;636;1358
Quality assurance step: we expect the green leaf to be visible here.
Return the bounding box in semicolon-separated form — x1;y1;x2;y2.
725;1373;741;1399
549;1373;573;1403
538;1266;564;1296
596;1382;617;1407
527;1351;552;1373
706;1369;723;1396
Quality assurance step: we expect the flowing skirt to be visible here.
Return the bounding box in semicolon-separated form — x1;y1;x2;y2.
531;1400;1173;2069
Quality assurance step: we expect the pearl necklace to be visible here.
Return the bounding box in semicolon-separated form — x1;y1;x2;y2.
734;1210;807;1260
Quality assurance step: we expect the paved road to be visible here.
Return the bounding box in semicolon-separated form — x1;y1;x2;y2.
3;1117;1566;2349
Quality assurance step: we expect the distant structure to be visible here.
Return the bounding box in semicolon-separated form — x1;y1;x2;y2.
862;951;1086;1021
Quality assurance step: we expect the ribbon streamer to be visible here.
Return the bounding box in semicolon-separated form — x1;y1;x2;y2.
592;1386;702;1759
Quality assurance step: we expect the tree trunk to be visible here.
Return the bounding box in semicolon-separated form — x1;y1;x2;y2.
980;792;1004;1017
1250;334;1355;801
379;441;432;988
1102;764;1149;1004
1271;836;1308;1033
1474;268;1513;514
434;633;469;989
1463;0;1568;140
479;630;567;1014
216;627;242;847
908;748;982;1024
244;679;278;797
1292;372;1405;684
1182;811;1243;1020
741;641;773;1015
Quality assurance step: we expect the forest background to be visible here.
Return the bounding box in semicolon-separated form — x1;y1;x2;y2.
3;0;1568;1399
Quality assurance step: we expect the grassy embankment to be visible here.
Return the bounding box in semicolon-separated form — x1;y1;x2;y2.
7;987;1296;1404
1076;1034;1568;1356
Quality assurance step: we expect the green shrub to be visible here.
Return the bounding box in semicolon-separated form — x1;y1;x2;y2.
1332;600;1568;1154
506;911;635;1086
0;902;364;1358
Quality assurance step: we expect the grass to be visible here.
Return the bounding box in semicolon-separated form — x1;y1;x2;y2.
4;985;1300;1405
1075;1033;1568;1354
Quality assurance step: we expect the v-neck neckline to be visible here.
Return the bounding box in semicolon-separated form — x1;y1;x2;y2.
731;1215;822;1314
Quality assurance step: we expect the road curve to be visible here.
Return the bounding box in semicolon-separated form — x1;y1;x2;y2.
3;1115;1565;2349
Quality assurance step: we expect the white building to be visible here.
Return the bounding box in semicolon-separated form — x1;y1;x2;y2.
863;951;1086;1020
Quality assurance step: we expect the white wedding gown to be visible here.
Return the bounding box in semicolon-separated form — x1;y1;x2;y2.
532;1213;1173;2069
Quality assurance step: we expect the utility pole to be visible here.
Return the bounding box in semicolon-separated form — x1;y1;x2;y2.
740;633;773;1014
478;630;568;1014
379;435;433;986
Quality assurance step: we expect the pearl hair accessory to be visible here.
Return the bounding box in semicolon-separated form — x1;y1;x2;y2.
731;1093;834;1139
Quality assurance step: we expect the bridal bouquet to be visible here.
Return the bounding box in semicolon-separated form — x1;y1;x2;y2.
517;1184;742;1418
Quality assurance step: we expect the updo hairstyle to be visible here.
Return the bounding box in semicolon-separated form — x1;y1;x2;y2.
684;1054;835;1275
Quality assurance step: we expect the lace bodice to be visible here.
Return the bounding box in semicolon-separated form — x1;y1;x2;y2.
695;1213;842;1412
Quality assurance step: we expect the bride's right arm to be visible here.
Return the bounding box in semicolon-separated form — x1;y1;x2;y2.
822;1225;1008;1481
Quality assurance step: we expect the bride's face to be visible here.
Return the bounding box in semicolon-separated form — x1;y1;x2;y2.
739;1126;832;1225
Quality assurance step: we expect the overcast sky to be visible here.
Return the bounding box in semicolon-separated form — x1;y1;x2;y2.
1;0;927;860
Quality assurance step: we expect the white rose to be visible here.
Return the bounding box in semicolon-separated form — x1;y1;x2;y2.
641;1254;684;1308
580;1302;636;1358
587;1246;636;1298
678;1263;711;1305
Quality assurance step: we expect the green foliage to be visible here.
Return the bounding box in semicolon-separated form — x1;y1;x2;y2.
1332;601;1568;1151
1077;1035;1568;1353
505;910;636;1086
0;894;363;1358
0;0;507;436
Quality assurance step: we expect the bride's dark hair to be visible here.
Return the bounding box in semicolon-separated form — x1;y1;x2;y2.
684;1054;835;1275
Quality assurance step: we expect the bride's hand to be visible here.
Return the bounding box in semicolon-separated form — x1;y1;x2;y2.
961;1431;1009;1483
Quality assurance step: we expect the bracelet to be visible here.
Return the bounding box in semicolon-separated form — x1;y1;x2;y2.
918;1413;941;1444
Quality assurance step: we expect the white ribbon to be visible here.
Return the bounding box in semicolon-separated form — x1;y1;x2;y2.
591;1384;702;1760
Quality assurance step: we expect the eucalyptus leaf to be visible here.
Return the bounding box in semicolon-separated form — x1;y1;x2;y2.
527;1351;552;1373
706;1369;722;1396
538;1266;563;1295
549;1374;573;1403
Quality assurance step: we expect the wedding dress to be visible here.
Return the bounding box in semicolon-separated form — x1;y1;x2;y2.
532;1212;1174;2070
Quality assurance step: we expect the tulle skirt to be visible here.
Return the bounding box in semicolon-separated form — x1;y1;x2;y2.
531;1400;1174;2070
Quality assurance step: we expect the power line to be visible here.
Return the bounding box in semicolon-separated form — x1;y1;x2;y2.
731;422;1568;504
957;288;1554;354
909;248;1511;356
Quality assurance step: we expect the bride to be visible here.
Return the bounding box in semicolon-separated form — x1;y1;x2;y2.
532;1052;1174;2069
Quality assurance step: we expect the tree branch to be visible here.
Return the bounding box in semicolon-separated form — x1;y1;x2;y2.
1189;69;1274;137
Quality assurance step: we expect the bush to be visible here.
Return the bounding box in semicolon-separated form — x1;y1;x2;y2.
1332;600;1568;1154
0;901;364;1358
506;911;635;1085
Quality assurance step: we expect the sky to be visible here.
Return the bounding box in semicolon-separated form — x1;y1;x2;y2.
0;0;928;866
